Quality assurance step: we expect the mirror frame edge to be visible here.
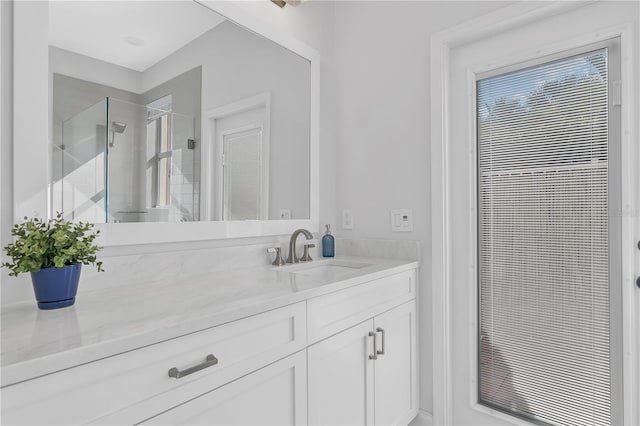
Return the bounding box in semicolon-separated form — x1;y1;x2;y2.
13;0;319;246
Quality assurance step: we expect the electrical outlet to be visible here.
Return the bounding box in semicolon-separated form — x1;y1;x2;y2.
391;209;413;232
342;209;353;230
279;209;291;220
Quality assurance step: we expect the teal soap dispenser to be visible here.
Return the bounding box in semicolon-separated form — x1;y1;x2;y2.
322;224;335;258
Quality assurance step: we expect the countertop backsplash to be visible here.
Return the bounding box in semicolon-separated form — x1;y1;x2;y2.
1;236;315;306
336;238;420;261
1;236;418;307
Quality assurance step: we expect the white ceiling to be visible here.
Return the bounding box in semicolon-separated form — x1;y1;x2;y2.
48;1;226;72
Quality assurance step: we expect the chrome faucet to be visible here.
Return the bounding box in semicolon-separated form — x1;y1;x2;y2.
286;229;313;263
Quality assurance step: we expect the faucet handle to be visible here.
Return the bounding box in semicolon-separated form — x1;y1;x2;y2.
267;247;287;266
300;244;315;262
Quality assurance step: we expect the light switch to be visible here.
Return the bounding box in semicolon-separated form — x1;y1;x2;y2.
391;209;413;232
342;209;353;230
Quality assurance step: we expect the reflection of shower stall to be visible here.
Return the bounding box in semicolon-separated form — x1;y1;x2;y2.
52;97;198;223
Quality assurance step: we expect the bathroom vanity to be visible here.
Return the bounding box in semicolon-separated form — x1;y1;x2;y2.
5;2;417;424
1;257;418;425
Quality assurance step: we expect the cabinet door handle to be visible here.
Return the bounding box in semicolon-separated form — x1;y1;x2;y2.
168;354;218;379
368;331;378;360
376;327;385;355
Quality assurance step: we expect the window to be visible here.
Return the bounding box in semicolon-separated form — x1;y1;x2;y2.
477;42;621;426
146;95;172;208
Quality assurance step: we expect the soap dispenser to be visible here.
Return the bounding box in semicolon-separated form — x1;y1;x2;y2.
322;224;335;258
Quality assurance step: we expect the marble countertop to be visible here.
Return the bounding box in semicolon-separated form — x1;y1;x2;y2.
1;256;418;387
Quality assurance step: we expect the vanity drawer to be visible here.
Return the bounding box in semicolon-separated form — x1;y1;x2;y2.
1;302;306;425
307;270;415;344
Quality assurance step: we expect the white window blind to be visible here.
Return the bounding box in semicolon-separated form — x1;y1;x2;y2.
477;48;614;426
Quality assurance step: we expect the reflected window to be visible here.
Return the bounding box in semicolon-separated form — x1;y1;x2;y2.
147;95;173;208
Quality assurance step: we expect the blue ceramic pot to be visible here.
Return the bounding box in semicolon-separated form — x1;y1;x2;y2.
30;264;82;310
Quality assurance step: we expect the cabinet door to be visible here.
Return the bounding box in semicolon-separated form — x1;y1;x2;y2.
373;301;418;426
142;351;307;426
308;320;375;426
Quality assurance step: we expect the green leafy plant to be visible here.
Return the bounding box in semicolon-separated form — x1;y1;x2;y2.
2;213;104;277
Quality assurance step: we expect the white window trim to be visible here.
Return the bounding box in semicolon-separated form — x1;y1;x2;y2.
430;2;639;425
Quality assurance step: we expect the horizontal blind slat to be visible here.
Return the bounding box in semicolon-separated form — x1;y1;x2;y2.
477;47;611;426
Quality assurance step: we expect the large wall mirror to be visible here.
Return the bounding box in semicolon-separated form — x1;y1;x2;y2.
30;0;319;244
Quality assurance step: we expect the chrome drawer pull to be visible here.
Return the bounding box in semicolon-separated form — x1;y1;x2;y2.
369;331;378;360
168;354;218;379
376;327;385;355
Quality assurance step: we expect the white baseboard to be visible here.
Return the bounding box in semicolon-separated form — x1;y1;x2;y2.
409;409;434;426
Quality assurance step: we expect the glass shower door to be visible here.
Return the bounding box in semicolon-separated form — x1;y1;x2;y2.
55;97;198;224
59;98;108;223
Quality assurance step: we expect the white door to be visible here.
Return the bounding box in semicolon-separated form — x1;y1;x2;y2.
203;93;271;221
374;301;418;426
221;126;263;221
438;3;638;426
142;351;307;426
214;107;268;221
308;320;375;426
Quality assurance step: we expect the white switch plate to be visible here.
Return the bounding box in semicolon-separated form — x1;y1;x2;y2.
279;209;291;220
391;209;413;232
342;209;353;230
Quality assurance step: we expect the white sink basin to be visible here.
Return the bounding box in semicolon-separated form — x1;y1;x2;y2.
285;260;372;278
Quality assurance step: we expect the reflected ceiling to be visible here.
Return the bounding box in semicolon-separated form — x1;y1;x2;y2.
48;1;226;71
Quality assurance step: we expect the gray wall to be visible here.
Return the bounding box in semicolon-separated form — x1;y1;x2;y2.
331;1;513;415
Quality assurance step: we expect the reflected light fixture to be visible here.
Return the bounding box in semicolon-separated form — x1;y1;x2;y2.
271;0;305;8
123;36;145;47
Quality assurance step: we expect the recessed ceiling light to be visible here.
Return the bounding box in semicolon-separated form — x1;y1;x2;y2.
123;36;145;47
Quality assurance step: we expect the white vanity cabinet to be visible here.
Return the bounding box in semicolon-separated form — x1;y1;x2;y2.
307;271;418;426
1;265;419;426
1;302;307;426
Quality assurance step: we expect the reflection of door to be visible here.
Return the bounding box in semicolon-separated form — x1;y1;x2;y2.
220;124;263;220
432;4;638;426
204;93;270;221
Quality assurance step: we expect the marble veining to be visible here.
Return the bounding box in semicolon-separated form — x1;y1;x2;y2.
1;255;417;387
78;241;305;292
336;238;420;261
1;239;319;306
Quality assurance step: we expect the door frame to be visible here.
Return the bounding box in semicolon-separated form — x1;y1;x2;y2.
203;92;270;221
218;123;269;221
430;2;639;425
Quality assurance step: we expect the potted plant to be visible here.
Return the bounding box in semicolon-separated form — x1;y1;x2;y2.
2;213;103;309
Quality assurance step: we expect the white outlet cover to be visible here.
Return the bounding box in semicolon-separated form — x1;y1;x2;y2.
391;209;413;232
279;209;291;220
